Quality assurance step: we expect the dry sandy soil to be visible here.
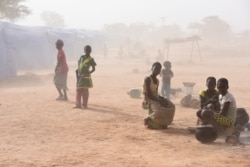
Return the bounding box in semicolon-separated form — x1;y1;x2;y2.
0;55;250;167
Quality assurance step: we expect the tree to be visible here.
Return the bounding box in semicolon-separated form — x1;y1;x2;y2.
41;11;66;28
188;16;232;44
103;23;128;35
102;23;129;46
0;0;31;22
201;16;231;39
188;22;202;34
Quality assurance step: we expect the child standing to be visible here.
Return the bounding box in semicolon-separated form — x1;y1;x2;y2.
160;61;173;99
74;45;97;109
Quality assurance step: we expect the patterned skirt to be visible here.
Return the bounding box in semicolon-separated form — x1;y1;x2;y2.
77;76;93;89
213;113;234;127
53;72;68;89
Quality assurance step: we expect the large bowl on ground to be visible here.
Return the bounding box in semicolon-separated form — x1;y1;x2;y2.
195;124;218;143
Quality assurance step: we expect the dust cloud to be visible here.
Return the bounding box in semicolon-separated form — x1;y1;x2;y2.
0;17;250;167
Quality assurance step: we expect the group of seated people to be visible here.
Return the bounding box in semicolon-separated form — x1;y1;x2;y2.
142;62;245;144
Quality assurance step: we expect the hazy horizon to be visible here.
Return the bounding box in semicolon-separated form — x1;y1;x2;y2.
14;0;250;32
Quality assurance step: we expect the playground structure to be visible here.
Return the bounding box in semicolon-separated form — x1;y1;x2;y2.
162;35;202;62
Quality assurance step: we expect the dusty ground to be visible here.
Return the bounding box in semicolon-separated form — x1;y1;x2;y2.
0;56;250;167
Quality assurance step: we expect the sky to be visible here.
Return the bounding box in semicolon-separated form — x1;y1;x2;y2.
17;0;250;32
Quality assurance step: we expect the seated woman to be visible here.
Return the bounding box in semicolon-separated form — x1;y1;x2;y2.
196;76;220;125
142;62;175;129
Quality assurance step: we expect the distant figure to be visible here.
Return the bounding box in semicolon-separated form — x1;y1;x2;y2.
103;43;108;59
53;39;68;101
118;45;124;62
160;61;173;99
142;62;175;129
74;45;97;109
196;76;220;124
200;78;239;144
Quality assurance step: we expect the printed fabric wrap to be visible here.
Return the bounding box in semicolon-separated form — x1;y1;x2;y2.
54;72;68;90
77;55;96;89
213;113;234;127
149;98;175;126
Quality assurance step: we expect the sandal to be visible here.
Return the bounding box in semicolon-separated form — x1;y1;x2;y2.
56;96;64;100
73;105;82;109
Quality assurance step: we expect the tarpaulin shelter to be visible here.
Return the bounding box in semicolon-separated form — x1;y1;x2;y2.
0;21;104;80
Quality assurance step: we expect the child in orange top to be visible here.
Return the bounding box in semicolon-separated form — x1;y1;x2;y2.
53;39;69;101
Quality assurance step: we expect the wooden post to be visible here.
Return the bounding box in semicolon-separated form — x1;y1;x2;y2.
190;41;194;62
166;43;169;60
196;40;202;63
